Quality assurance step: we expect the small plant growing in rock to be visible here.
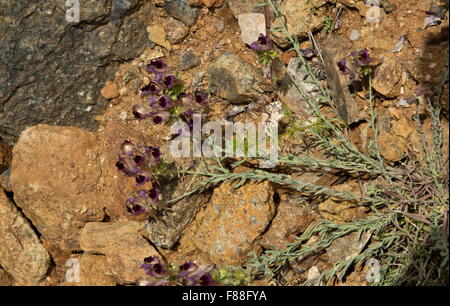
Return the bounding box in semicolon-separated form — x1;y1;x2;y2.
248;33;278;65
133;58;208;128
136;256;250;286
116;140;171;219
337;49;376;80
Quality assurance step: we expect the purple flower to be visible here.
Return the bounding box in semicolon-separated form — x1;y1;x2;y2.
146;58;167;74
300;48;315;58
354;49;372;66
126;198;147;216
249;33;272;51
177;262;199;278
140;82;161;96
145;146;161;164
177;93;193;107
146;279;172;286
141;257;168;278
116;156;140;176
120;140;135;156
194;91;207;106
132;105;154;120
135;170;152;186
160;75;177;89
151;112;170;124
338;58;351;75
185;270;216;286
150;95;172;110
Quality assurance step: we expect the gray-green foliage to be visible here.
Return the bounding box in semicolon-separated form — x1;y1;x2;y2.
168;0;449;286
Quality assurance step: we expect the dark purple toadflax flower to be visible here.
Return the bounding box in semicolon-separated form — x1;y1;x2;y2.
146;58;167;74
249;33;272;51
354;49;372;66
141;256;168;278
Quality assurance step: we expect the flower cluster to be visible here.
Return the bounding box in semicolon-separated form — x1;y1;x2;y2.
337;49;374;80
137;256;217;286
133;58;208;127
248;34;278;64
116;140;170;218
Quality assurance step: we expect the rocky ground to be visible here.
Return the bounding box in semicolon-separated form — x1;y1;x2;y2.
0;0;449;286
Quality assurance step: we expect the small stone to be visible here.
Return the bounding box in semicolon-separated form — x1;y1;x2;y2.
207;52;265;104
179;50;201;70
164;0;198;27
307;266;321;281
327;231;371;265
165;18;189;44
194;181;276;265
147;25;172;50
261;201;315;250
349;29;361;41
216;20;225;33
101;81;119;100
237;13;266;45
318;181;368;223
372;54;405;98
80;221;160;283
271;0;327;46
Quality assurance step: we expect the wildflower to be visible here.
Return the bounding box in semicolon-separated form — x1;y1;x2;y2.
145;146;161;164
141;256;168;278
177;262;199;278
126;198;147;216
150;95;172;110
194;91;207;107
146;58;167;74
160;75;177;89
140;82;162;96
151;111;170;124
337;58;351;75
135;170;152;185
249;33;272;51
353;49;372;66
132;105;154;120
185;270;216;286
116;156;140;176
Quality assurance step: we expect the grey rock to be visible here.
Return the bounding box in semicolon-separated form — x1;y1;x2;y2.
277;57;317;119
327;231;371;265
179;50;201;70
318;35;363;124
207;52;265;104
164;0;198;27
165;17;190;44
146;165;211;249
0;0;155;145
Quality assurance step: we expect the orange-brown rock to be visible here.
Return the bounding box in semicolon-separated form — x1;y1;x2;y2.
10;125;105;251
62;254;116;286
193;181;276;265
0;189;51;285
80;221;160;284
318;181;369;223
0;267;13;286
261;201;316;250
101;81;119;100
